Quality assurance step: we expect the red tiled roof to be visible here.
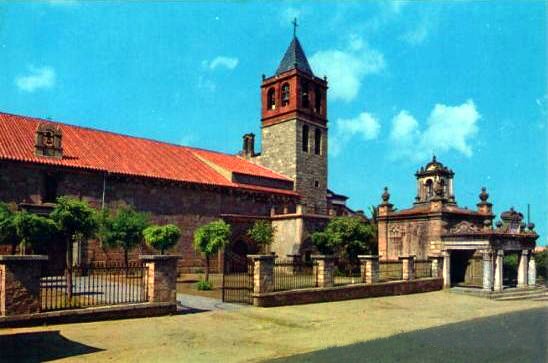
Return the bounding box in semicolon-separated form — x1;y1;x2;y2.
0;112;297;197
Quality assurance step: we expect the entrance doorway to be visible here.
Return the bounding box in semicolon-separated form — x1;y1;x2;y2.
450;250;482;287
503;252;519;288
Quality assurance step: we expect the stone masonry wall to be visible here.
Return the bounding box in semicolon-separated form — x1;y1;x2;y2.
0;161;289;273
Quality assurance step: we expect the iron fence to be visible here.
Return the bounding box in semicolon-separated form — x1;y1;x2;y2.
334;268;362;286
221;257;254;304
379;261;403;281
273;259;318;291
40;264;148;312
415;260;432;279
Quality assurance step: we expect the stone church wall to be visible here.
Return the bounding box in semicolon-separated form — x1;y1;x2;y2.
0;161;284;273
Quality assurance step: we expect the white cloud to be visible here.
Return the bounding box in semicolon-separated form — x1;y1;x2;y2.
207;56;239;71
331;112;381;156
401;22;429;46
15;66;56;93
389;100;480;162
310;36;385;102
281;7;301;25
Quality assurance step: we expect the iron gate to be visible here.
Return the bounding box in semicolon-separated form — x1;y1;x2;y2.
221;251;254;304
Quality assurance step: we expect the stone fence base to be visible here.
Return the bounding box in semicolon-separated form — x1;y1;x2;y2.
0;302;177;328
252;278;443;307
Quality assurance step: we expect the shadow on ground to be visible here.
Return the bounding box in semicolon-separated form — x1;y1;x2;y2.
269;307;547;363
0;330;103;362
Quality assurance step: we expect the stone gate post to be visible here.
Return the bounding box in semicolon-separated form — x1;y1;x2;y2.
442;251;451;288
428;255;443;278
248;255;274;295
312;255;335;288
0;255;48;316
139;255;181;305
399;255;416;281
358;255;380;284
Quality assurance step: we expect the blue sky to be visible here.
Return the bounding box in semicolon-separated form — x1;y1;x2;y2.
1;1;546;244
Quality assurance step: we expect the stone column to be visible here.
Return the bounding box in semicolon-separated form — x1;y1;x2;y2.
312;255;335;288
528;254;536;287
442;250;451;288
248;255;274;295
428;255;443;278
482;250;494;291
493;250;504;292
517;250;529;288
358;255;380;284
399;255;416;281
139;255;181;304
0;255;48;316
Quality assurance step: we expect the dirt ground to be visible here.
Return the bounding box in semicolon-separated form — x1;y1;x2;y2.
0;291;546;362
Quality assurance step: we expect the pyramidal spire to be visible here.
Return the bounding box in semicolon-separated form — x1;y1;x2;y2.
275;19;314;75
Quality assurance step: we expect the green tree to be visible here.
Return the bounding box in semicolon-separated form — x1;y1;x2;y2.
534;250;547;282
0;203;18;254
13;210;57;255
193;220;231;282
247;220;276;252
50;197;99;299
98;206;150;267
311;216;376;272
143;224;181;255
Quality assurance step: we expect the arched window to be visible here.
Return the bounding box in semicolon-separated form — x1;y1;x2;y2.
281;83;290;106
300;80;309;108
440;179;446;197
314;85;322;113
314;128;322;155
425;179;433;199
302;125;309;152
267;88;276;110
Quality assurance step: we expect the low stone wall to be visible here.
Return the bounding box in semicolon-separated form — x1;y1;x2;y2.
253;278;443;307
0;302;176;328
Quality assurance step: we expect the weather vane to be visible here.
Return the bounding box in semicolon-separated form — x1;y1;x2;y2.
292;17;298;37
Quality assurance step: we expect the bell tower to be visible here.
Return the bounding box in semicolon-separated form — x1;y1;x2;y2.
255;24;328;214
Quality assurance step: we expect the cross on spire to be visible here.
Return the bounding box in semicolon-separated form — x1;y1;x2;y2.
292;18;298;37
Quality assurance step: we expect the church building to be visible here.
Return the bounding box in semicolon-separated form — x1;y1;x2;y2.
0;33;354;273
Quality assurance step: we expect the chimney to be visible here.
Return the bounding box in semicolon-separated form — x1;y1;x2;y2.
242;133;255;158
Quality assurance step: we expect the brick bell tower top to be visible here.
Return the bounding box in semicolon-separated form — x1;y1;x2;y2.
252;23;329;215
261;29;328;128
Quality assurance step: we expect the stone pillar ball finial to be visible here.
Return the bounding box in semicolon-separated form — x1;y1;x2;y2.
479;186;489;202
382;186;390;202
527;222;535;231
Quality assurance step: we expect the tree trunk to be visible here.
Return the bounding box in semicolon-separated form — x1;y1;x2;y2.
19;240;26;256
66;238;73;301
205;255;210;283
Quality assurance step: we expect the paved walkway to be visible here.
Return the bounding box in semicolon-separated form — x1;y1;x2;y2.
177;293;246;312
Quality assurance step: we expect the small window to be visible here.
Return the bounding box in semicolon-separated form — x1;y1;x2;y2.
302;125;309;152
300;81;309;108
43;174;58;203
314;128;322;155
314;180;320;188
314;85;322;113
281;83;290;106
267;88;276;110
425;179;433;199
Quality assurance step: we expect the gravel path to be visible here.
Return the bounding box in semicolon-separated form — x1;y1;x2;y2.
177;293;247;312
